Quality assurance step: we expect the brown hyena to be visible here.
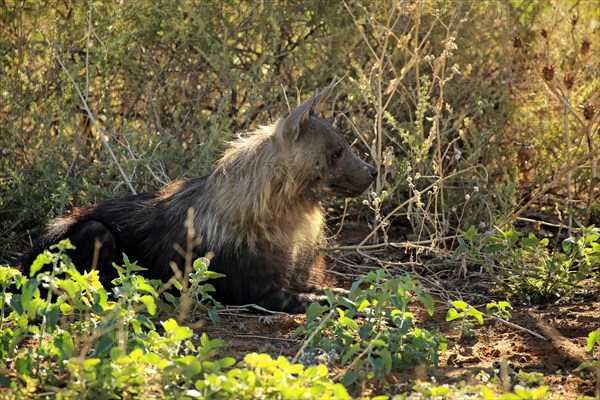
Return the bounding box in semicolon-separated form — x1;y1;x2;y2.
24;86;377;313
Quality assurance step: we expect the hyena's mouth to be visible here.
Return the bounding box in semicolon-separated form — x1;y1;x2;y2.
326;181;371;198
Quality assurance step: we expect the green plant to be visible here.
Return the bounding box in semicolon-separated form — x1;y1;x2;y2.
194;352;349;399
395;376;550;400
162;256;225;324
589;329;600;358
2;241;357;398
0;242;231;397
454;225;600;301
481;385;550;400
294;269;446;390
575;328;600;375
446;299;513;341
445;300;484;340
486;300;513;320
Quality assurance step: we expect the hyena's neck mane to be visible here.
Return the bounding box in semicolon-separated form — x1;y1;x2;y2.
196;122;324;252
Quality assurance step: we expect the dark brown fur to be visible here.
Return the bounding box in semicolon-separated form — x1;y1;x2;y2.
24;87;377;313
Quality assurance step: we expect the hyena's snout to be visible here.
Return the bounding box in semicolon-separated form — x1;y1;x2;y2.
352;157;378;194
328;154;377;198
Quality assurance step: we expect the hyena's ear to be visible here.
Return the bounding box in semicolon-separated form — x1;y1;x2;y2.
280;84;335;142
308;84;335;117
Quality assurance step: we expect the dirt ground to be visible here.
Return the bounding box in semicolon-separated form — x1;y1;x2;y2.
199;293;600;398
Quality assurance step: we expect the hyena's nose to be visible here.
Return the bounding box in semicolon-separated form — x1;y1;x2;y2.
367;164;377;180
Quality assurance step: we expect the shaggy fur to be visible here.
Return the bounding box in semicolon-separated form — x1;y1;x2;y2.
24;87;377;313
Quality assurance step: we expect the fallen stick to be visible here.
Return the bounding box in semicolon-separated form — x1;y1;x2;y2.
488;314;548;341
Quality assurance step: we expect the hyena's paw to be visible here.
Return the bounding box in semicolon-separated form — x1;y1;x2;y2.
255;288;349;314
329;287;349;296
297;287;350;309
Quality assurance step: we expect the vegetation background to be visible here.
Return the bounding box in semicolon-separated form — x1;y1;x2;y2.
1;0;598;261
0;0;599;398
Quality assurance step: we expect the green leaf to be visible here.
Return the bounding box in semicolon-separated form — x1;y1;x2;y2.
450;300;468;310
162;318;179;333
484;244;507;254
451;237;468;260
139;295;156;315
358;324;372;340
356;298;371;312
503;228;522;247
54;331;75;361
341;343;361;364
498;301;512;309
9;294;23;315
445;308;462;321
170;279;183;291
44;305;61;332
20;278;38;312
484;235;505;243
480;386;497;400
587;329;600;353
121;254;147;272
162;319;193;342
207;307;219;324
462;225;479;243
340;316;358;331
29;253;51;276
306;302;324;324
467;307;484;325
341;370;357;387
93;335;114;356
204;271;226;279
217;357;236;369
415;289;435;316
522;234;540;249
163;292;177;304
15;357;31;376
0;373;15;388
136;281;158;296
562;238;574;253
379;349;392;372
83;358;101;369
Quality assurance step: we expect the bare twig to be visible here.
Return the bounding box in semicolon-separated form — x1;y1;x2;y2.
487;314;548;341
334;330;383;381
85;0;92;100
54;41;137;195
292;308;335;364
357;166;483;248
498;145;600;230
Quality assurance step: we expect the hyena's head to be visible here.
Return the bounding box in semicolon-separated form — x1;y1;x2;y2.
276;86;377;199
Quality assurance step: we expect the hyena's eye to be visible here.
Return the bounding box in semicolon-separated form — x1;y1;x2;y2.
332;148;343;159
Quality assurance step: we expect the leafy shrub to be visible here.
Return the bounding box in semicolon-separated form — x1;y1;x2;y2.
454;225;600;301
1;242;350;399
0;242;224;397
295;269;446;389
446;300;485;340
194;353;349;399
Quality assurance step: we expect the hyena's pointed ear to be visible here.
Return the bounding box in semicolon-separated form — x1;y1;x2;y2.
308;83;335;117
280;96;312;142
280;83;336;143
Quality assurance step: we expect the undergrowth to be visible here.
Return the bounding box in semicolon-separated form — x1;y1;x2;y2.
4;239;595;398
454;224;600;302
0;241;347;399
